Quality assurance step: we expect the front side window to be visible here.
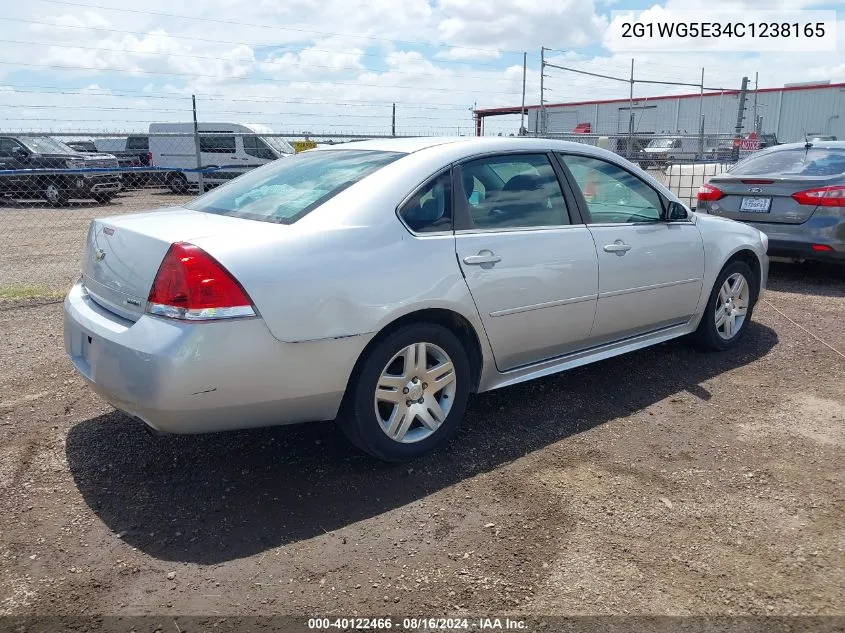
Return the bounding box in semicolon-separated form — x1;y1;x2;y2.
243;135;277;160
186;150;404;224
399;171;452;233
199;135;236;154
126;136;149;150
457;154;570;230
560;154;664;224
0;138;23;154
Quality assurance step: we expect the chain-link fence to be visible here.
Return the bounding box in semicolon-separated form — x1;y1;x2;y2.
0;130;751;309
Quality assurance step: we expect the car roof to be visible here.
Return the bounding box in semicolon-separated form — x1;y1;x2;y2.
310;136;622;159
766;140;845;150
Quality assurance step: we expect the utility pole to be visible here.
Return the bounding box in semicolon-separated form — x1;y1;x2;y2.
752;72;759;133
391;103;396;137
520;51;527;136
698;67;705;159
627;58;634;159
733;76;750;160
191;94;204;194
538;46;546;136
734;76;749;137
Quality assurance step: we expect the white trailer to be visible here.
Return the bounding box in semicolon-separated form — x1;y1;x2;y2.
148;122;294;193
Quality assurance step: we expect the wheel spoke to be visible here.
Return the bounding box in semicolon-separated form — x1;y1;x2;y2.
386;405;411;440
375;384;404;404
425;360;455;391
715;307;728;328
719;285;729;303
734;305;747;317
725;314;735;338
404;343;427;377
377;375;407;391
417;402;443;431
731;276;746;299
418;399;444;432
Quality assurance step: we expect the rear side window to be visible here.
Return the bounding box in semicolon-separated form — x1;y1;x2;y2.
400;171;452;233
731;148;845;176
199;135;236;154
186;150;404;224
126;136;149;150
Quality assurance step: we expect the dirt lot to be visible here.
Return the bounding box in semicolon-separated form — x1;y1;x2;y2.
0;189;193;297
0;263;843;621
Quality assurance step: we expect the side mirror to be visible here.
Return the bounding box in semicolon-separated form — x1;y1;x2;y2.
12;147;30;161
666;200;689;221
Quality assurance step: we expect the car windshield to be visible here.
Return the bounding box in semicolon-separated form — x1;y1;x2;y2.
647;138;675;149
261;135;295;155
19;136;75;154
186;149;404;224
730;147;845;177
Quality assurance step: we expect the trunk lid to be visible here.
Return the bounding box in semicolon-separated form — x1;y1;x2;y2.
81;208;264;321
705;174;838;224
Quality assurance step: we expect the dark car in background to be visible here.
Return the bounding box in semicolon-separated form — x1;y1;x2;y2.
697;141;845;268
0;135;121;205
90;135;157;187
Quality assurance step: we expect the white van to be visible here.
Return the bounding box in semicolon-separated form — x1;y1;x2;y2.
148;123;294;193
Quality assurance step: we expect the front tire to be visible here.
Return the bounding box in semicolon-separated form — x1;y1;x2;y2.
340;323;471;462
693;260;756;351
93;193;114;204
42;182;69;207
167;172;189;194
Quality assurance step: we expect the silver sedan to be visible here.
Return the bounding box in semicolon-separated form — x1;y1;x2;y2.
64;137;769;461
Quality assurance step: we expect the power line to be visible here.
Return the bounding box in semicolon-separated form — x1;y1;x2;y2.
0;84;476;109
34;0;528;57
0;103;462;120
0;60;526;96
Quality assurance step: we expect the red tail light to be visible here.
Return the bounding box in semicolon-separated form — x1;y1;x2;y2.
147;242;255;320
697;183;724;202
792;186;845;207
812;244;833;252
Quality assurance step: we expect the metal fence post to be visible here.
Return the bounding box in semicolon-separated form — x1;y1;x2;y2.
192;94;204;195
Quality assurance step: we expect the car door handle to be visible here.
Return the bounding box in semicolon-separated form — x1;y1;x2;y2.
463;252;502;265
603;241;632;254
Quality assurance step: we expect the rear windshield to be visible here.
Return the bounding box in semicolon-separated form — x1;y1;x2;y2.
186;150;404;224
731;147;845;177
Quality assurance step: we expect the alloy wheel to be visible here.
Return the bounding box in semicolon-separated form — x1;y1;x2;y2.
715;272;750;340
373;342;457;444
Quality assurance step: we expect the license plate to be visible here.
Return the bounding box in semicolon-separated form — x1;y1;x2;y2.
740;197;771;212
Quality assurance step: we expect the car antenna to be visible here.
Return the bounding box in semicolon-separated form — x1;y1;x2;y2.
804;129;813;150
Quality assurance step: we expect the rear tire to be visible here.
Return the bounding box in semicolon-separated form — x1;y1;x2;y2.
167;172;189;194
93;193;114;204
693;260;757;351
339;323;471;462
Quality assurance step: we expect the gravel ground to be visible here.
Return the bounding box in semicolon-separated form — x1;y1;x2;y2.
0;264;843;619
0;189;193;296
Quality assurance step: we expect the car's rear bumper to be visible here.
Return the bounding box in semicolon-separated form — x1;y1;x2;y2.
742;218;845;264
64;282;371;434
767;239;845;263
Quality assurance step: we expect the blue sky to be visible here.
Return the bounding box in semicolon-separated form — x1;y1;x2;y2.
0;0;841;134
